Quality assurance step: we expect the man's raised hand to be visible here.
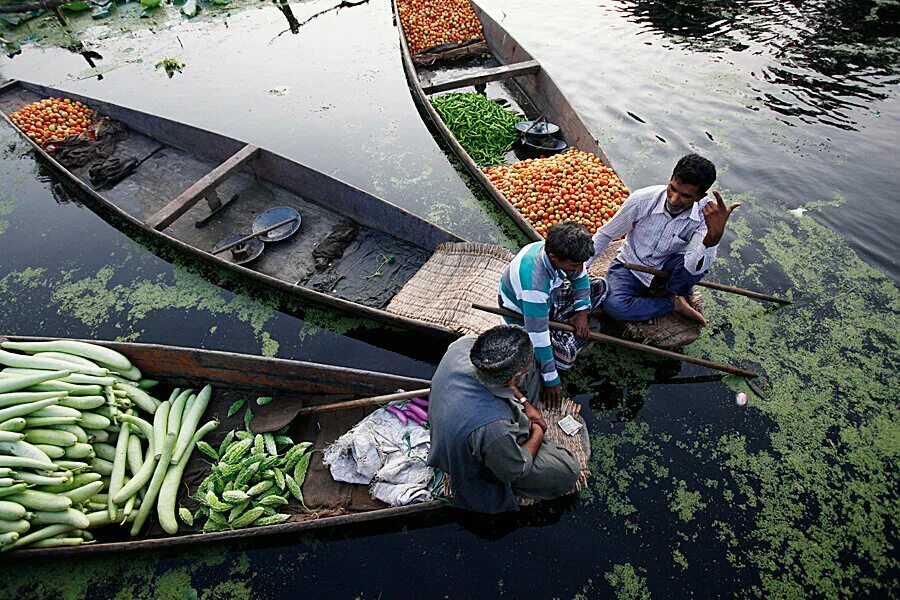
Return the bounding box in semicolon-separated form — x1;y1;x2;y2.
702;191;741;247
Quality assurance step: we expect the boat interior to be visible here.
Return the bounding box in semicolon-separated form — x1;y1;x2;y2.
0;86;432;310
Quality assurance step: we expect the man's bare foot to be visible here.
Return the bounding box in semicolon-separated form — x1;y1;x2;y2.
673;295;708;326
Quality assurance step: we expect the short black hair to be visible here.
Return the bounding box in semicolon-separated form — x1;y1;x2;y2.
672;154;717;193
470;325;533;387
545;221;594;263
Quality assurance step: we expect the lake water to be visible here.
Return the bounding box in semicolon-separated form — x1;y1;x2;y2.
0;1;896;598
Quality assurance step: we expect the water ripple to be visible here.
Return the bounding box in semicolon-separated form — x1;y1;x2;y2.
613;0;900;129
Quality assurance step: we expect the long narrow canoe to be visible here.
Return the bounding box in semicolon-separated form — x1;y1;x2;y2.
0;80;465;342
393;0;620;242
0;335;446;558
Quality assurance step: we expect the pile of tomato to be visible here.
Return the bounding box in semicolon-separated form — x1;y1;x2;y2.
397;0;484;55
9;97;94;147
484;149;630;237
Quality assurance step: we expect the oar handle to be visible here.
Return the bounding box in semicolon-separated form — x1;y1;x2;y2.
293;388;431;416
621;262;791;305
210;217;298;256
472;303;757;379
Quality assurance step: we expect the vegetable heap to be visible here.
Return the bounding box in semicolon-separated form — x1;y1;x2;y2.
484;149;630;236
431;92;522;167
385;396;429;427
396;0;484;55
0;339;217;551
9;97;94;147
192;417;313;532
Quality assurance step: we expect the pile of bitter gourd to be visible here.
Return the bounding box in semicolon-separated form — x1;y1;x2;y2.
191;427;312;532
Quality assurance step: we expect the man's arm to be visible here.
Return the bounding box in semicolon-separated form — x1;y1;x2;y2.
471;422;543;483
521;288;561;389
568;268;592;339
684;220;718;274
687;191;741;274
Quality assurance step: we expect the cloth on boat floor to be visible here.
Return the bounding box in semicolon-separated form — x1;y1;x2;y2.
48;135;97;168
88;155;139;189
49;117;138;188
323;406;440;506
312;218;359;272
305;231;429;308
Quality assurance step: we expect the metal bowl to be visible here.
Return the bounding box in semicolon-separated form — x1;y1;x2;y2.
515;120;560;136
211;236;265;265
521;137;568;153
252;206;301;242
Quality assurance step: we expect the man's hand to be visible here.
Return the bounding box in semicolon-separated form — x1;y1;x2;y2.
523;401;548;433
702;191;741;247
542;384;562;407
522;421;545;458
568;310;591;339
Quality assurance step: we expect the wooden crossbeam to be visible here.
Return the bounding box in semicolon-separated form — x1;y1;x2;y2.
146;144;259;231
421;60;541;95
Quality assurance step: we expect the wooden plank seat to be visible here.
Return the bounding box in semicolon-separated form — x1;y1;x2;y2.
146;144;260;230
421;59;541;95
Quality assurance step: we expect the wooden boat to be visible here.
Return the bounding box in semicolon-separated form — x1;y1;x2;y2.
0;80;473;343
1;335;446;558
391;5;708;347
392;0;618;242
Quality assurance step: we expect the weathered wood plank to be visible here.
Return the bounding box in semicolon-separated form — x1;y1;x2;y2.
421;59;540;94
146;144;259;230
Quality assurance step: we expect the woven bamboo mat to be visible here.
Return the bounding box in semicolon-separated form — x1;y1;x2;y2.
442;398;591;507
386;242;514;336
588;240;704;348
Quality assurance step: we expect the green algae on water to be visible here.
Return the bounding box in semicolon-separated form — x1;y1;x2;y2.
603;564;651;600
687;199;900;598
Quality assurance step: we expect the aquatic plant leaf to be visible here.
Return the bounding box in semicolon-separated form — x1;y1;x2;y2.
181;0;198;17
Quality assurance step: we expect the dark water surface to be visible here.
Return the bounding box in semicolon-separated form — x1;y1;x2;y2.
0;1;897;598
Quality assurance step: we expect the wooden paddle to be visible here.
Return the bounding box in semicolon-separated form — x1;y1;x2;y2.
621;262;791;305
250;388;431;433
210;217;298;256
473;303;758;378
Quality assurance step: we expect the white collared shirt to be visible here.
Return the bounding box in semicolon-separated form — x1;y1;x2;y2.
585;185;718;286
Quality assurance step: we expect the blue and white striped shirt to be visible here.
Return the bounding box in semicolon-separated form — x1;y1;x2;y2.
585;185;718;286
499;241;590;387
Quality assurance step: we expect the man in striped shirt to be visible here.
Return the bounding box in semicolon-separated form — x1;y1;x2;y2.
499;222;608;405
586;154;740;325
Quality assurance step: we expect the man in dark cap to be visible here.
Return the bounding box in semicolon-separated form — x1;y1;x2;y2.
427;325;580;513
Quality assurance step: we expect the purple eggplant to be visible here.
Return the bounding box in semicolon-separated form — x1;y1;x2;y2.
402;408;427;427
405;402;428;421
385;405;408;425
410;397;429;409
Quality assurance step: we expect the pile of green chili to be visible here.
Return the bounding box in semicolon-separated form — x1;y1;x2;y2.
430;92;522;167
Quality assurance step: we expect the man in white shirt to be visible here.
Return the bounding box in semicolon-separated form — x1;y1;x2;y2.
585;154;740;325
